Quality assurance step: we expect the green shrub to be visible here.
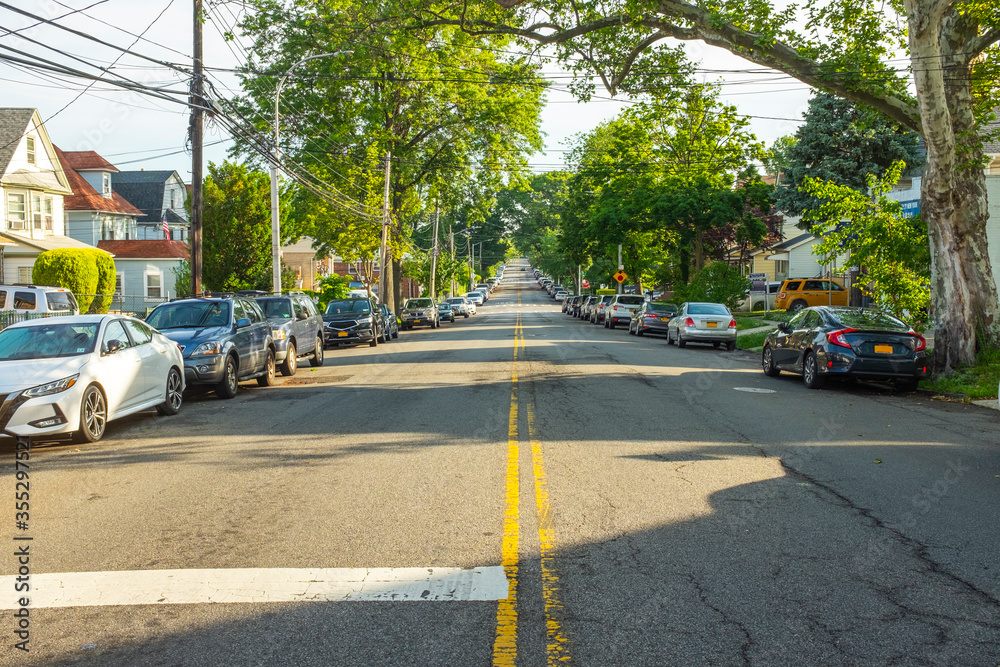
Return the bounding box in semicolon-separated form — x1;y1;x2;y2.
674;263;751;310
32;248;116;313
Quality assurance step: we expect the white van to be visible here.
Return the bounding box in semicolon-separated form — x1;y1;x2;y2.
0;284;80;315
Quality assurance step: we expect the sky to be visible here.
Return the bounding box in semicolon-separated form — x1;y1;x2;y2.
1;1;812;181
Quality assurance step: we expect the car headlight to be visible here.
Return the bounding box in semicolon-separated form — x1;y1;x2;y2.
356;317;373;325
272;329;287;340
23;374;79;398
190;341;223;356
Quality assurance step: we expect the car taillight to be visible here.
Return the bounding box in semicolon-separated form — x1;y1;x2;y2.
778;292;786;299
826;328;857;348
685;317;695;327
909;331;927;351
644;313;659;319
728;319;737;329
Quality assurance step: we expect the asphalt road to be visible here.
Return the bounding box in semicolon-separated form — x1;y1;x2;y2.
2;261;999;666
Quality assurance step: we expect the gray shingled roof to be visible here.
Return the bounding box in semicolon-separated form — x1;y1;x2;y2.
984;117;1000;155
113;170;176;185
111;180;165;223
0;108;36;175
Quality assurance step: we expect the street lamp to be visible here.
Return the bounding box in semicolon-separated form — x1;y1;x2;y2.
270;51;352;295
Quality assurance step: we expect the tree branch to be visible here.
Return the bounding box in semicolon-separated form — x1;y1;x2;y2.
967;27;1000;59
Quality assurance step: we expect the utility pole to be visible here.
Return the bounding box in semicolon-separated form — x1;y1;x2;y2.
189;0;204;296
379;151;391;308
617;243;623;295
430;200;440;301
467;235;473;292
449;224;455;296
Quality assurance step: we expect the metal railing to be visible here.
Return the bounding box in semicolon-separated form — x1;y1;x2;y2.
78;294;169;318
0;310;75;331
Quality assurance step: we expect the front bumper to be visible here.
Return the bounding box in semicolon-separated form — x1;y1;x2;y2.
325;326;374;345
1;388;79;438
401;314;435;328
272;337;290;362
184;353;227;385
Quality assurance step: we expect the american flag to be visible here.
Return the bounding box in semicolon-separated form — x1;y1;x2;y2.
162;210;170;241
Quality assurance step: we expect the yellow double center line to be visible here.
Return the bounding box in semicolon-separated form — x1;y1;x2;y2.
494;296;572;665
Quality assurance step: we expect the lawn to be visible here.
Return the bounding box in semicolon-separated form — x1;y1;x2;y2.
734;316;773;331
736;331;769;351
920;348;1000;400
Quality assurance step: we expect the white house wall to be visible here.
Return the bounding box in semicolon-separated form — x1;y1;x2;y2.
986;175;1000;297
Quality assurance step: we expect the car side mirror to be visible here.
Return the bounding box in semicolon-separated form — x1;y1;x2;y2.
236;317;251;329
296;310;308;320
104;339;122;355
778;323;791;333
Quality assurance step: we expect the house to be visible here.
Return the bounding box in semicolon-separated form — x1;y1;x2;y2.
96;240;190;306
746;214;850;283
281;237;422;297
0;108;98;284
56;147;142;246
112;170;189;241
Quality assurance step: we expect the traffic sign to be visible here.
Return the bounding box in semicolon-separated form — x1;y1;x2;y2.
613;270;627;283
581;279;590;289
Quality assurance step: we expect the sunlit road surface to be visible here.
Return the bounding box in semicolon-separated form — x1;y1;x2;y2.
2;261;999;666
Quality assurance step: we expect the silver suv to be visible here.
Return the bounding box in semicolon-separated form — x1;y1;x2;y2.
253;293;325;375
604;295;646;329
0;284;80;315
401;298;439;329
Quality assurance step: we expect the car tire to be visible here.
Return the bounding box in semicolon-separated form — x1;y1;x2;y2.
677;333;687;348
310;337;325;367
216;355;239;399
713;341;721;348
74;384;107;443
431;320;437;329
257;349;277;387
464;313;469;318
156;367;184;416
790;300;808;313
280;342;297;376
726;340;736;352
636;327;643;337
392;330;399;339
762;345;781;376
895;378;920;392
609;319;616;329
803;351;825;389
369;330;378;347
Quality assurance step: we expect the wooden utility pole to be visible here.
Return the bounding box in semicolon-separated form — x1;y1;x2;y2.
430;200;440;301
449;224;455;296
189;0;204;296
379;152;392;310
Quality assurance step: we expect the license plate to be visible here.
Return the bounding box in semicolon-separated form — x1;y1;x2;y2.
414;319;421;324
874;344;893;354
660;317;670;321
707;322;718;328
337;331;348;337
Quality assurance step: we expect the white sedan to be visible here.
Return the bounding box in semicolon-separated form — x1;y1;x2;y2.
0;315;185;443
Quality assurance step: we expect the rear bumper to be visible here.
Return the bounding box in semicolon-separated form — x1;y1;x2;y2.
681;327;737;342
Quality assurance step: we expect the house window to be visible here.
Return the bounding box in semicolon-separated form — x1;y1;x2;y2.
103;218;114;241
145;272;162;298
17;267;32;283
43;197;53;231
102;173;111;197
775;260;789;277
31;195;42;229
26;137;35;165
7;193;26;229
114;274;124;295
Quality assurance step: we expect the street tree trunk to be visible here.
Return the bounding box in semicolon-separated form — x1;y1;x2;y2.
906;3;1000;372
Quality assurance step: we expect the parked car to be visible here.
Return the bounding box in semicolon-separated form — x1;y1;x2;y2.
665;302;737;350
629;301;678;336
737;281;783;312
400;298;439;329
253;294;324;376
464;292;484;308
445;297;471;318
564;295;580;314
378;303;399;340
578;296;595;319
762;306;928;390
591;295;614;324
322;296;383;347
0;284;80;315
437;302;456;323
604;295;646;329
0;315;184;442
473;288;490;303
146;296;275;398
773;278;849;312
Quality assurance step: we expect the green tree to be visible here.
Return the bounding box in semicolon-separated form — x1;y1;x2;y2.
419;0;1000;373
804;161;931;322
32;248;115;313
674;262;752;311
776;93;924;221
202;161;281;292
762;135;798;189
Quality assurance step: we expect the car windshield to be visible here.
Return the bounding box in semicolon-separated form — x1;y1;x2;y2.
827;308;907;331
257;298;294;319
618;296;645;305
465;293;479;299
405;299;434;309
0;322;98;360
447;298;464;304
688;303;730;315
439;304;451;310
147;301;231;329
649;302;676;313
325;300;370;315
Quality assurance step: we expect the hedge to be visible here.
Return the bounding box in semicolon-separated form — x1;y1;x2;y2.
32;248;117;314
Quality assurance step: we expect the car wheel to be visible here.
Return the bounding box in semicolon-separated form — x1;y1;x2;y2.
636;327;643;337
762;345;781;376
431;319;437;329
713;341;721;348
280;342;297;376
726;340;736;352
790;300;808;313
666;329;672;345
609;319;616;329
895;378;920;392
216;355;239;399
677;333;687;348
257;349;277;386
369;329;378;347
310;337;325;367
156;367;184;416
464;313;469;318
803;351;825;389
392;329;399;339
74;384;107;443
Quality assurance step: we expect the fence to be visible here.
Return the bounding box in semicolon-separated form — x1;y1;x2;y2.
0;310;75;331
0;295;168;332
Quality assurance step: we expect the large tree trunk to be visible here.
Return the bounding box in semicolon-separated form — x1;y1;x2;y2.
393;257;403;310
907;4;1000;372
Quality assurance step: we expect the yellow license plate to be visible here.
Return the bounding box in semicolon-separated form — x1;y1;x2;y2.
874;344;893;354
414;319;421;323
660;317;670;321
707;322;717;328
337;331;348;337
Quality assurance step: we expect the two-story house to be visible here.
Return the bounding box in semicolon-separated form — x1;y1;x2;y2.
0;108;96;284
112;170;190;241
56;147;142;245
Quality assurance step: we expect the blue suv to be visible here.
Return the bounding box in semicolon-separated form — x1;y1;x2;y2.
146;296;276;398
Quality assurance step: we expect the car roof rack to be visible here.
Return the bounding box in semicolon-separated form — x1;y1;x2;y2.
4;283;68;290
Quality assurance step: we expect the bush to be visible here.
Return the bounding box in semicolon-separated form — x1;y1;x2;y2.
315;274;351;310
674;263;751;310
32;248;116;314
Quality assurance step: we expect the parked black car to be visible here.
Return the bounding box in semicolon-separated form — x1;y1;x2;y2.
629;301;678;337
253;293;325;375
146;295;276;398
378;303;399;340
323;297;382;348
761;306;928;390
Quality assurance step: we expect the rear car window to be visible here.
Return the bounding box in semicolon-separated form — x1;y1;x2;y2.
46;291;78;312
649;302;676;313
618;296;645;305
688;303;730;315
828;309;906;330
